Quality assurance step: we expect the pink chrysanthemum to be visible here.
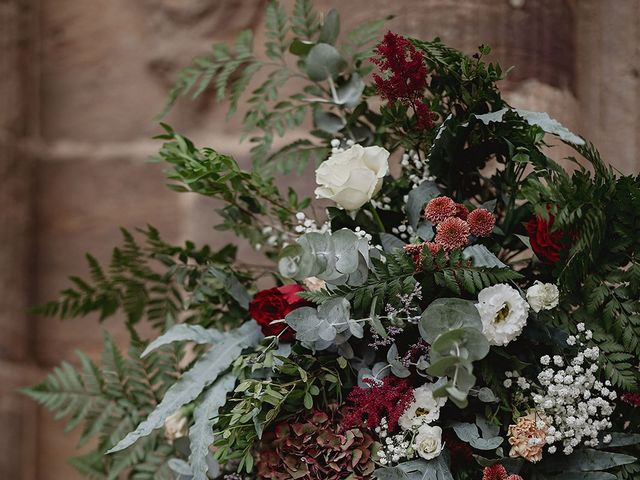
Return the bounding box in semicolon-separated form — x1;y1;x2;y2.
467;208;496;237
435;217;470;251
455;203;469;220
424;196;457;224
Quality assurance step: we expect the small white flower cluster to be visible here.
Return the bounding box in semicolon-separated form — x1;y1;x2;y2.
330;138;355;154
375;417;411;466
371;195;393;211
507;324;617;455
391;222;415;241
294;211;330;235
260;225;289;250
400;150;435;186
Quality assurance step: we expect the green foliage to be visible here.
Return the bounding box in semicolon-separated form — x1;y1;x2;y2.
213;349;348;473
160;1;388;173
22;333;181;479
34;226;251;332
156;124;308;250
111;323;259;453
301;248;418;317
422;247;523;296
523;142;640;390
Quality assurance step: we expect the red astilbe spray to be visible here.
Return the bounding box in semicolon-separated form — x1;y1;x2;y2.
342;375;414;432
371;31;433;130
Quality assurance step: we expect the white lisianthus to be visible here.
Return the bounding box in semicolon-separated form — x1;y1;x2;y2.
526;281;559;313
314;144;389;211
399;383;446;430
476;284;530;346
413;424;443;460
164;410;188;443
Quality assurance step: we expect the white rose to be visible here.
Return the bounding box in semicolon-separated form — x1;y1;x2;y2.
526;281;559;313
413;424;443;460
314;144;389;211
164;410;188;443
476;284;530;346
399;383;447;430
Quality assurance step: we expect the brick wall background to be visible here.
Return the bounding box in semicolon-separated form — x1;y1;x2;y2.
1;0;638;478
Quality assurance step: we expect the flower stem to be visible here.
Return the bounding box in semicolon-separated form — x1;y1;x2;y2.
368;203;386;233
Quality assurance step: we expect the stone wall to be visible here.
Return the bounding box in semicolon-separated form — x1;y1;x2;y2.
1;0;638;478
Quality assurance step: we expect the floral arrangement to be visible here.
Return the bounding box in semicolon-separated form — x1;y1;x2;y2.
24;2;640;480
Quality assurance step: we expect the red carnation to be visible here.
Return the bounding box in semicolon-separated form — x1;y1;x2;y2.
525;211;569;264
443;430;473;472
435;217;471;251
248;285;308;341
424;196;457;224
467;208;496;237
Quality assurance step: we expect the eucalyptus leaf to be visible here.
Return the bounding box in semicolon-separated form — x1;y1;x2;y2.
306;43;346;81
477;387;498;403
379;232;407;252
419;298;482;343
108;321;262;453
387;343;410;378
335;74;365;107
313;110;345;133
407;181;440;229
463;244;506;268
319;9;340;44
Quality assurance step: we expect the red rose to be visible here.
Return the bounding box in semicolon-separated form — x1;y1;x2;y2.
249;285;308;341
525;212;568;264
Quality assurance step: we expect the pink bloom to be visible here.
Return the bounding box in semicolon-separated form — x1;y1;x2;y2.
467;208;496;237
434;217;470;251
455;203;469;220
424;196;457;224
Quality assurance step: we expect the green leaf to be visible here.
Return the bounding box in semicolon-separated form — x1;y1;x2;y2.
142;324;225;357
406;181;440;229
539;448;637;473
473;108;585;146
419;298;482;344
108;321;262;453
306;43;346;81
188;374;236;480
319;9;340;45
463;244;506;268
